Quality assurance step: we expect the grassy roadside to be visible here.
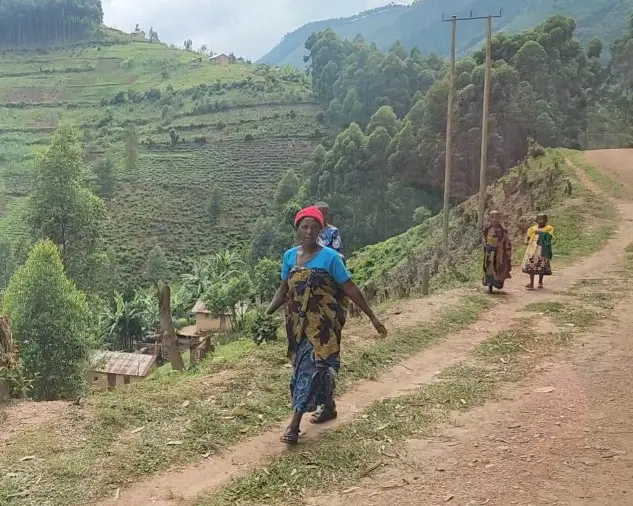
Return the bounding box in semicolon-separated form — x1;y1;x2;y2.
195;325;571;506
197;251;633;506
0;153;620;505
350;149;617;298
0;296;491;505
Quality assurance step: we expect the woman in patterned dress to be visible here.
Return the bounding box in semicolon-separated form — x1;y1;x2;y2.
266;206;386;444
482;211;512;293
522;213;554;289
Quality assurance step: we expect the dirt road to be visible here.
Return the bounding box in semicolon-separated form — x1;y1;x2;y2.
310;150;633;506
100;151;633;506
318;304;633;506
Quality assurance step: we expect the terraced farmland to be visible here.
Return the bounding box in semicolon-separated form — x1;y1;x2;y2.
108;137;316;276
0;29;329;281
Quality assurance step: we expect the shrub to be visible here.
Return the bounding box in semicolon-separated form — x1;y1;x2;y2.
247;310;280;345
413;206;432;225
527;137;545;158
2;241;91;400
145;88;162;101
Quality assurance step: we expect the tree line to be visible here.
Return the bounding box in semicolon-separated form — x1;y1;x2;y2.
264;15;620;253
0;0;103;46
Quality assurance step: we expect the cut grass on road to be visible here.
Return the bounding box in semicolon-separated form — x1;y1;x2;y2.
198;279;627;506
198;364;498;506
195;327;575;506
0;296;490;505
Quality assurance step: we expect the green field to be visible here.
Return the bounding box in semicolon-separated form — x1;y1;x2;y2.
0;29;328;279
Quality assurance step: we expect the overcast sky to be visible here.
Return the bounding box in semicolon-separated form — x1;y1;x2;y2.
102;0;412;60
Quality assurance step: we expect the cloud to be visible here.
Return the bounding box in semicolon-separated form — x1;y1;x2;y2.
102;0;411;59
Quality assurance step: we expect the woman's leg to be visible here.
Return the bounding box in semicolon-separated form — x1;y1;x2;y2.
281;411;303;443
538;273;544;287
284;339;313;443
526;273;535;289
310;363;338;424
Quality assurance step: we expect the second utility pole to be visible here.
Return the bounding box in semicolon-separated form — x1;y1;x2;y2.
442;10;502;251
477;15;493;232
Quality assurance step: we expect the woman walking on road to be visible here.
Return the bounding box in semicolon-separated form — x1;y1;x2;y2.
266;206;387;444
522;213;554;289
482;210;512;293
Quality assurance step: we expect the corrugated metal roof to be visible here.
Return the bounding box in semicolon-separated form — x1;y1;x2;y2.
178;324;200;337
89;350;157;377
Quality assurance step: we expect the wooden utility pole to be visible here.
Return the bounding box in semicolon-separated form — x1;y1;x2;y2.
442;15;457;253
477;15;494;232
442;10;502;249
421;264;430;296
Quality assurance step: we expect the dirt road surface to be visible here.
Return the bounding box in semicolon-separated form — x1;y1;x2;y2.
311;151;633;506
97;150;633;506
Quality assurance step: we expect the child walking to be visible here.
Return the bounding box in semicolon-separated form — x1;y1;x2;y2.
521;213;554;289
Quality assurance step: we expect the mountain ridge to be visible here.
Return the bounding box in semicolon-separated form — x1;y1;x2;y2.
260;0;633;67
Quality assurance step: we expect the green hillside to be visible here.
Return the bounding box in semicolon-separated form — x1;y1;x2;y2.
348;149;616;300
0;28;327;280
260;0;633;66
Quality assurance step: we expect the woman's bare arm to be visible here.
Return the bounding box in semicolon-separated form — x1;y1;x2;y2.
266;281;289;315
341;280;387;336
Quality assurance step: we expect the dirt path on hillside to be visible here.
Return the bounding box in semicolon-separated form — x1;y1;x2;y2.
98;152;633;506
0;289;467;445
585;149;633;188
309;150;633;506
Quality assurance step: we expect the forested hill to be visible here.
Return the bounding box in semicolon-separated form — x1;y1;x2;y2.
0;0;104;45
259;4;408;68
259;0;633;67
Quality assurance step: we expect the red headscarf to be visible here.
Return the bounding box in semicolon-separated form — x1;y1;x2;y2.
294;206;324;228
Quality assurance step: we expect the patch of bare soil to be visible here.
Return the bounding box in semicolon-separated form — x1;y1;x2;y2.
343;289;469;348
2;87;59;103
585;149;633;190
97;154;633;506
0;400;68;444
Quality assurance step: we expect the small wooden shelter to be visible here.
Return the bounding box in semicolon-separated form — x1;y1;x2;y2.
88;350;157;391
179;300;230;335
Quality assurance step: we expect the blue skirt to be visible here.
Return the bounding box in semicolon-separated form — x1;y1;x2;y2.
290;338;340;413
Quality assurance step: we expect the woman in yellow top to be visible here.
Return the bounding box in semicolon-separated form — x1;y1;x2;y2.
521;213;554;289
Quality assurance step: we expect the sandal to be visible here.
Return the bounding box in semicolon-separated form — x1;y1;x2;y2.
280;426;300;444
310;405;338;424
